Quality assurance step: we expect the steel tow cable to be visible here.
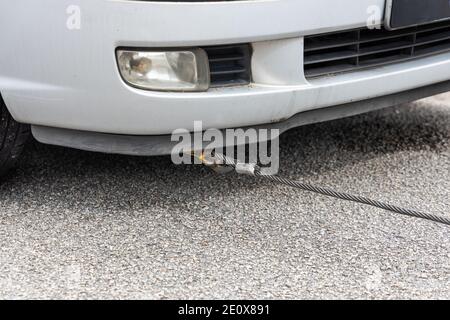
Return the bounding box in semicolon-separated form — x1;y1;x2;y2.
197;152;450;227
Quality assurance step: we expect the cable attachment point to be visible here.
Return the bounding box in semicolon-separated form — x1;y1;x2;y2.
195;151;235;174
235;163;257;176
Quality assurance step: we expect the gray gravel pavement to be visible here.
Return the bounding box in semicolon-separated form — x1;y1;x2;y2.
0;94;449;299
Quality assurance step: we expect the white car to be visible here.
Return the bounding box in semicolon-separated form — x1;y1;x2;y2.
1;0;450;176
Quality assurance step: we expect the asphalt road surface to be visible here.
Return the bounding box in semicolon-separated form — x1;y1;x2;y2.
0;94;449;299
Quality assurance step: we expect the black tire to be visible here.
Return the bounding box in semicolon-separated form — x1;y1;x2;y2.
0;94;30;177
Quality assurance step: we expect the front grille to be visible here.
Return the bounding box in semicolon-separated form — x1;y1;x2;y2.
203;44;252;87
304;21;450;78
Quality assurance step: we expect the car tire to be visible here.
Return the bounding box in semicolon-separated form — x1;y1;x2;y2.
0;94;30;177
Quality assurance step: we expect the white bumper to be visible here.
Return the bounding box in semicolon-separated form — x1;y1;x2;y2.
1;0;450;135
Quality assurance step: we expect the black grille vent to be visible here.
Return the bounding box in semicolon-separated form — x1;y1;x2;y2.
304;21;450;78
203;44;252;87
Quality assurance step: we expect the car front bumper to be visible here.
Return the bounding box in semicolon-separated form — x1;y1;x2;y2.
1;0;450;137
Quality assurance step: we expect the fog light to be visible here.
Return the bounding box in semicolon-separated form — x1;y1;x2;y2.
116;49;210;92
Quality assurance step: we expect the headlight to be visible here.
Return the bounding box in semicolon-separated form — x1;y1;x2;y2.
116;48;210;92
